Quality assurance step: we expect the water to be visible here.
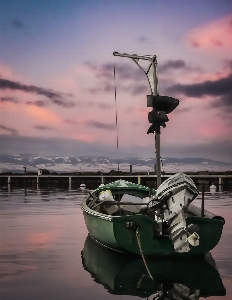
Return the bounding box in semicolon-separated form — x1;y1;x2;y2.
0;187;232;300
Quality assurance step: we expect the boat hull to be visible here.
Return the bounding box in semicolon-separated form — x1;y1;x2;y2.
82;202;224;256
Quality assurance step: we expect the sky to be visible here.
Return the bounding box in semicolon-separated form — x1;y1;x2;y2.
0;0;232;163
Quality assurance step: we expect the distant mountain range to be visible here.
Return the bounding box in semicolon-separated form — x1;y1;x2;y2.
0;154;231;173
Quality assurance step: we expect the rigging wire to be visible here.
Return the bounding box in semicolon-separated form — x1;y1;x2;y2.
113;60;120;173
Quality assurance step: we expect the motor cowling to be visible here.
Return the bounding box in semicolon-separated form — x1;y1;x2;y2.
149;173;200;253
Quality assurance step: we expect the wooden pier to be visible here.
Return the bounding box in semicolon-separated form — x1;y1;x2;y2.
1;173;232;191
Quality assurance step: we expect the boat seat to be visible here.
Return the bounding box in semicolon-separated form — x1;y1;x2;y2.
102;202;118;215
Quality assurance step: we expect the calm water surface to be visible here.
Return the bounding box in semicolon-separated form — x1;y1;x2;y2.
0;187;232;300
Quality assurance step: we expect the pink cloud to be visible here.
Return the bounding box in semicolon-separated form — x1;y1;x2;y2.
186;14;232;51
70;133;95;142
198;122;229;139
191;70;230;84
160;95;231;147
25;105;62;124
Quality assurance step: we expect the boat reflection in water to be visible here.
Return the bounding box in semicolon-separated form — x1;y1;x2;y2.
82;235;226;299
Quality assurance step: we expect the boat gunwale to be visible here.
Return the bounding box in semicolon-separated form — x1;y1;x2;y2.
81;204;113;221
81;202;156;223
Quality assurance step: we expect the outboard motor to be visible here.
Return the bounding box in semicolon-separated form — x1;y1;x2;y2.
149;173;200;253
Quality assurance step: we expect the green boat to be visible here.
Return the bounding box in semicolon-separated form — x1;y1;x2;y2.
81;174;225;256
82;235;226;298
81;52;225;257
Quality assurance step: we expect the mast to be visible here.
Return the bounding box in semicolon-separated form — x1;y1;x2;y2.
113;52;162;186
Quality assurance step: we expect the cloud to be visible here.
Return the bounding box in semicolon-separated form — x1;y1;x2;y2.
85;61;149;96
211;95;232;111
159;60;187;72
186;14;232;51
0;125;18;136
175;107;192;114
158;59;201;73
86;120;115;130
86;60;202;97
96;103;113;110
26;100;48;107
85;62;146;81
223;59;232;71
167;73;232;110
0;134;116;157
85;101;112;110
162;139;232;163
0;133;231;163
64;119;115;130
89;83;114;94
0;78;75;108
25;106;61;124
34;125;56;131
11;18;24;29
131;84;148;95
1;97;18;104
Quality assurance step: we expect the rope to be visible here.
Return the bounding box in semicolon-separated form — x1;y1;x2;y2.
154;141;163;174
113;61;120;173
160;156;165;174
136;228;154;280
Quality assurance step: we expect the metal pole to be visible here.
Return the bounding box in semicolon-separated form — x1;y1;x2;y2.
155;134;161;187
150;54;161;187
201;184;205;217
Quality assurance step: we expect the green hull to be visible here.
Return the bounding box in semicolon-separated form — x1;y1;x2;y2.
81;180;224;256
82;204;224;256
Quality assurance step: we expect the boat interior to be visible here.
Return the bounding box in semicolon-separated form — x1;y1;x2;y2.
87;191;148;216
86;189;225;223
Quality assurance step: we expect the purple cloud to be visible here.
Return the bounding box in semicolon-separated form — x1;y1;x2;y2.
27;100;48;107
167;73;232;98
0;78;75;108
167;73;232;113
86;120;115;130
1;97;18;103
158;60;201;73
64;119;115;130
0;124;18;135
85;62;146;82
34;125;56;130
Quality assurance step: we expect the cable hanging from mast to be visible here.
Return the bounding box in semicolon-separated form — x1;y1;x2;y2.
113;60;120;173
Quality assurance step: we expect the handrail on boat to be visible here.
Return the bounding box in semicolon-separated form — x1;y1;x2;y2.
97;201;146;206
91;200;145;210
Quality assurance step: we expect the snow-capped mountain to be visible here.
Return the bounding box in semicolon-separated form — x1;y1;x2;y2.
0;154;231;173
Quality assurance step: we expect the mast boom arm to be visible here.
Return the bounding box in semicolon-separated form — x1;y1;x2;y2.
113;51;156;63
